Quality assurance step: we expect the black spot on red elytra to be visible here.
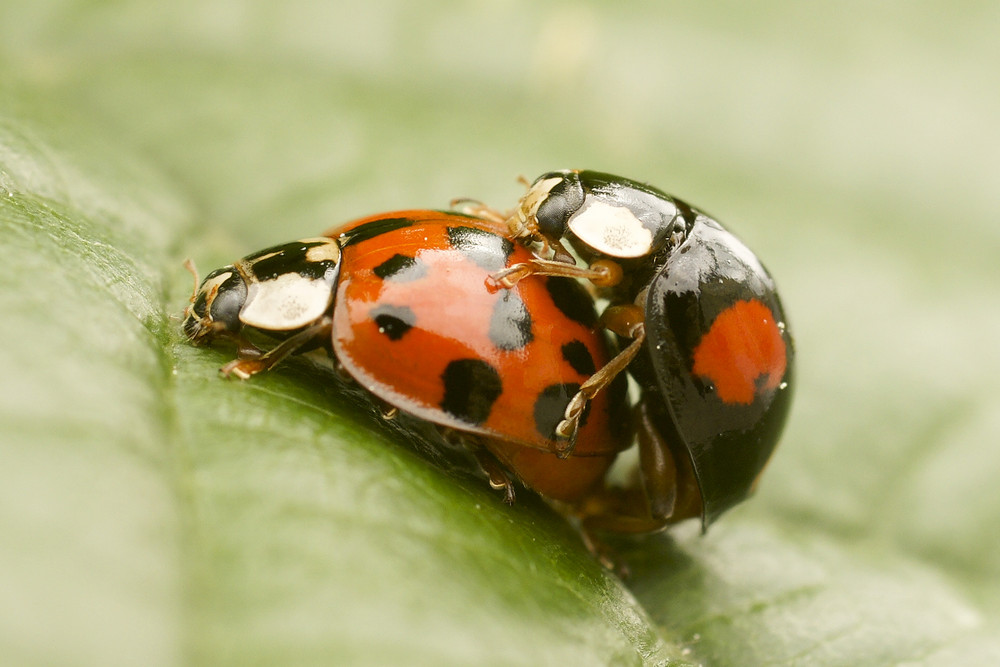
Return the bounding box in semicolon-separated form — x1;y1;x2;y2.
373;253;426;281
371;304;416;341
533;383;587;440
489;292;533;350
338;217;416;248
440;359;503;425
545;277;597;327
446;226;514;272
561;340;596;376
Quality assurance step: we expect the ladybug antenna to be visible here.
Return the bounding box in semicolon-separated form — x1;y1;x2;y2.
450;196;484;210
183;258;201;305
450;197;507;224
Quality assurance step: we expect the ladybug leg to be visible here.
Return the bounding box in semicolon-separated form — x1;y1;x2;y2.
182;258;201;304
220;318;333;379
374;399;399;421
191;326;265;357
445;432;517;504
450;198;509;224
634;398;678;520
633;396;703;523
554;333;644;454
490;258;623;290
573;398;702;558
471;447;517;504
553;304;646;455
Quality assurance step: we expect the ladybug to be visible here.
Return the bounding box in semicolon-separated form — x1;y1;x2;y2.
182;210;632;507
478;170;794;530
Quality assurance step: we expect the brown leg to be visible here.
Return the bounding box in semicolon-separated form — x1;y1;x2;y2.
441;430;519;504
634;397;703;523
553;304;646;456
635;398;679;520
471;446;517;504
220;319;333;379
451;175;532;225
450;198;509;224
574;397;702;538
490;258;623;290
553;333;644;455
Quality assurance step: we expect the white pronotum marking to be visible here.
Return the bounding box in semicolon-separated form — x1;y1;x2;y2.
239;273;334;330
567;199;654;258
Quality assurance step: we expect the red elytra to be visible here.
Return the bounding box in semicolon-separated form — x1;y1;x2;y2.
326;210;632;503
185;209;632;507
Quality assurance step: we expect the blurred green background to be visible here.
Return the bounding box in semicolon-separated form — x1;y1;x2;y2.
2;2;999;665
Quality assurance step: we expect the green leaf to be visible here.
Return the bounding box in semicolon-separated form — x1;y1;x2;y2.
2;2;999;665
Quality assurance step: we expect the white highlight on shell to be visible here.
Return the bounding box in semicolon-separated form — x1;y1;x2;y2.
567;199;654;258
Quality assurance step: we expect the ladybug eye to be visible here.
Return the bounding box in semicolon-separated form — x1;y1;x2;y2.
534;174;585;239
535;194;570;238
183;266;249;342
207;269;249;331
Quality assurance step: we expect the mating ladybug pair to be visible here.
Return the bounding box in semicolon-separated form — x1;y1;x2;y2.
183;170;794;540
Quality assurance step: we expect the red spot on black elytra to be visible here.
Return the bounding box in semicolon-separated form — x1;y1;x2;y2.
692;299;786;404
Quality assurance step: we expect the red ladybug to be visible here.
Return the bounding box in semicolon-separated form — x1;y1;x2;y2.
183;210;631;506
480;170;794;529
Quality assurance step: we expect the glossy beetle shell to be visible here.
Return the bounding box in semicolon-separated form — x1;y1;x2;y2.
328;211;632;502
514;170;795;527
184;210;632;505
639;214;792;525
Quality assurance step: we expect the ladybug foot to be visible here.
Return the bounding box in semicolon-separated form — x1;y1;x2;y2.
449;197;509;224
220;357;269;380
490;477;517;505
218;319;333;380
489;258;622;290
554;398;585;458
472;446;517;504
579;529;630;577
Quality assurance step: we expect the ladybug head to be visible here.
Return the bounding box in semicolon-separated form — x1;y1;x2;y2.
182;263;249;344
182;238;342;344
508;170;583;243
514;170;688;262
